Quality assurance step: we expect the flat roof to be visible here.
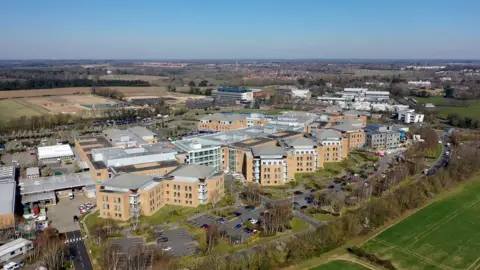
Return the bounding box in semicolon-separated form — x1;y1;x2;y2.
38;144;74;160
113;160;179;174
128;126;157;138
0;238;32;255
0;182;16;215
78;135;112;149
166;164;216;180
19;172;95;195
21;191;56;204
252;145;287;157
230;137;275;149
0;166;15;182
102;173;156;190
26;167;40;176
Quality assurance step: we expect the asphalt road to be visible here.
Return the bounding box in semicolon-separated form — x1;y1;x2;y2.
66;230;93;270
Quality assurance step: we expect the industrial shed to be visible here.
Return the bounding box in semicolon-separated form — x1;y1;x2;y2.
37;144;74;162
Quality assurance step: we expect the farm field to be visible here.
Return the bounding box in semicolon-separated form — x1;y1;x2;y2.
362;178;480;269
310;260;370;270
408;96;480;118
0;99;49;121
0;87;91;99
26;95;118;114
93;74;169;84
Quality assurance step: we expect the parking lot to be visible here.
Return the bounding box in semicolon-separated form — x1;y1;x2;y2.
155;228;197;257
188;205;265;243
47;195;96;233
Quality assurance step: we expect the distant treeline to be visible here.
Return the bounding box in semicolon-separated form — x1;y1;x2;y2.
0;79;150;90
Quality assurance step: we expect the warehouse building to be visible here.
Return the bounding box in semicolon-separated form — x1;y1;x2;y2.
0;238;34;263
37;144;74;162
0;166;15;183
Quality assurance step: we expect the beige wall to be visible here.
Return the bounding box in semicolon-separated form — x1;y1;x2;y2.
347;131;365;150
197;119;268;132
97;190;130;221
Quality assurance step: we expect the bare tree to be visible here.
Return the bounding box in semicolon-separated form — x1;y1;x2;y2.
100;244;122;270
209;189;221;208
262;203;293;236
204;224;221;254
242;183;264;203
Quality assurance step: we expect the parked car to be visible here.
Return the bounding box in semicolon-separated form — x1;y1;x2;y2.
216;217;227;224
328;185;334;189
251;229;258;235
248;218;258;224
244;227;253;233
300;205;308;209
157;237;168;243
293;201;300;206
245;205;255;211
310;189;316;193
73;215;79;222
162;246;172;251
304;186;312;190
293;190;303;195
79;209;86;214
201;224;209;230
232;211;242;216
234;224;242;230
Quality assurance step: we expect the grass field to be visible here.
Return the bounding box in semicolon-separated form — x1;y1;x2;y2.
408;96;480;118
94;74;169;84
0;99;49;121
0;87;91;98
362;178;480;269
310;260;369;270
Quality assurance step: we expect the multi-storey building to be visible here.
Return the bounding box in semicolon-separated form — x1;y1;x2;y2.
331;120;365;150
211;87;253;102
97;164;224;221
365;124;402;150
313;129;348;162
75;134;180;183
397;109;424;124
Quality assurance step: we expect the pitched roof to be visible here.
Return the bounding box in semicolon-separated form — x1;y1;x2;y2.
286;137;316;147
251;145;287;157
167;164;216;179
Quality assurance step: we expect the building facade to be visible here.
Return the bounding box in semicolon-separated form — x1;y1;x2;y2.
365;125;401;150
97;164;224;221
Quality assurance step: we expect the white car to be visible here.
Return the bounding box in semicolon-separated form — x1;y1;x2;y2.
162;246;172;251
249;219;258;224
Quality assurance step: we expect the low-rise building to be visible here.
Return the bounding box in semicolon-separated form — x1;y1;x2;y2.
197;113;268;132
37;144;74;162
408;80;432;88
212;87;253;102
0;238;34;263
0;166;15;183
397;109;424;124
97;164;224;221
26;167;40;179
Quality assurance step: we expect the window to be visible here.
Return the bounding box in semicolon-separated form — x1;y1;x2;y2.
118;214;122;217
97;172;102;176
185;186;188;191
10;251;15;255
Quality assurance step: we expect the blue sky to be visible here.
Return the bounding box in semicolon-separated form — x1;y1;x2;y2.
1;0;479;59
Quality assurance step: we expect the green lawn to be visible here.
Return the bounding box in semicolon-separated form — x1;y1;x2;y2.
310;260;369;270
311;213;335;222
0;99;49;121
408;96;480;118
141;204;209;225
362;178;480;269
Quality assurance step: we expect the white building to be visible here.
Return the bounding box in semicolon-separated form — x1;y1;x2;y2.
398;110;424;124
408;81;432;88
37;144;74;162
291;89;311;99
211;87;253;101
0;238;34;263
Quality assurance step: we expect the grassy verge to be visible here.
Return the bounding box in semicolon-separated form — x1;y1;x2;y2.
140;204;209;225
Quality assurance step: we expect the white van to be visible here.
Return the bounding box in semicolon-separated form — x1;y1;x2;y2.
3;262;19;270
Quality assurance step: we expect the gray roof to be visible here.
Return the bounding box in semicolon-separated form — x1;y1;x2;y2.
286;137;317;147
26;167;40;176
21;191;56;204
342;110;364;116
331;123;363;132
336;119;363;126
315;129;342;140
128;126;157;138
0;166;15;182
102;173;155;190
252;146;287;157
19;172;96;195
200;113;246;122
167;164;216;179
0;182;16;215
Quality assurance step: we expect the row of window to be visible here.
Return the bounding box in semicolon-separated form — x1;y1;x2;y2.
263;174;282;179
263;167;282;173
172;184;193;191
103;211;122;218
